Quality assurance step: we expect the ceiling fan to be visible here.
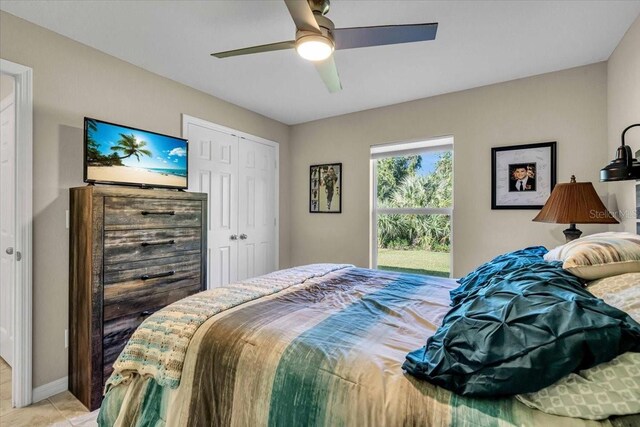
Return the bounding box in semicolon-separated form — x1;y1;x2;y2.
211;0;438;93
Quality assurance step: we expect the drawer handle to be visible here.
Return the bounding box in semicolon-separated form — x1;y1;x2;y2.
141;210;176;216
141;239;176;247
140;310;154;317
140;270;175;280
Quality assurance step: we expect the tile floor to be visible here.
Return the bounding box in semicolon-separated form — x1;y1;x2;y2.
0;358;98;426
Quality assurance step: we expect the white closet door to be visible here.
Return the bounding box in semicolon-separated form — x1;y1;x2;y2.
0;88;16;366
237;138;276;281
187;123;239;288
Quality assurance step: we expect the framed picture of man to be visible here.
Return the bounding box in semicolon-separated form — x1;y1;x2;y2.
310;163;342;213
492;142;556;209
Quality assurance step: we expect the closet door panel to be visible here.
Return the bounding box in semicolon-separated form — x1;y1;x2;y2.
187;123;239;287
238;139;276;280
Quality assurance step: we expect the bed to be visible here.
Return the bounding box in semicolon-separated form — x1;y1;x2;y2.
97;244;640;427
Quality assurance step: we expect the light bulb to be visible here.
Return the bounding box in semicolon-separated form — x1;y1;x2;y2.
296;35;334;61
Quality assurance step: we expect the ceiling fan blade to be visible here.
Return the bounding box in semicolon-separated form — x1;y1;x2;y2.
314;56;342;93
333;23;438;50
211;40;296;58
284;0;321;33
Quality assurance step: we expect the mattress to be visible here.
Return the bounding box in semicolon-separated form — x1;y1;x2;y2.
98;265;638;426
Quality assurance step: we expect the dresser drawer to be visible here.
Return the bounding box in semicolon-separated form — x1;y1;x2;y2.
102;311;149;378
104;283;201;322
103;252;201;288
104;197;202;230
104;228;201;264
103;253;201;321
102;307;165;384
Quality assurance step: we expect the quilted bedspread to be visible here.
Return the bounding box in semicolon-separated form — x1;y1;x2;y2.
106;264;352;390
99;265;639;426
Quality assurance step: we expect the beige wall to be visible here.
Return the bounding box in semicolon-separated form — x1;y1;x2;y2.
608;15;640;232
289;63;609;277
0;11;290;388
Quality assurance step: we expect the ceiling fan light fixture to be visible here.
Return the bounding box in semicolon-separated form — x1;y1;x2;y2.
296;34;334;61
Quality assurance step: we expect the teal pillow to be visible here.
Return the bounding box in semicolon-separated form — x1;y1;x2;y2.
404;262;640;396
450;246;548;305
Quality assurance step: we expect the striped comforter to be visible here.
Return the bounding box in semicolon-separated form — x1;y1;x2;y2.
98;265;638;427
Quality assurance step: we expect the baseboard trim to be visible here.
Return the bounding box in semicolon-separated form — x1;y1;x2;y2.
32;376;68;403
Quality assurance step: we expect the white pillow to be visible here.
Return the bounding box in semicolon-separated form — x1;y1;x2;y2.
587;272;640;322
544;232;640;280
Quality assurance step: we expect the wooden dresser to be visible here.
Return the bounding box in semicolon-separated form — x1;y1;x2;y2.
69;186;207;410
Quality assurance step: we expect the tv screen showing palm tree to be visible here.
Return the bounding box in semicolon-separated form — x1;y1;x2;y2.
84;117;188;189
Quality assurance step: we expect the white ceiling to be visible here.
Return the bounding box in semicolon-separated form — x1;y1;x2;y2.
2;1;640;125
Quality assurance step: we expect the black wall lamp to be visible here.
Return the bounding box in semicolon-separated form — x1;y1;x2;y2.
601;123;640;182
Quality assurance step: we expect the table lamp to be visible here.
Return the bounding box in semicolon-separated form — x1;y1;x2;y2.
533;175;619;242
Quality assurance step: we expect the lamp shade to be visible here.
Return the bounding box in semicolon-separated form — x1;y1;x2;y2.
533;176;618;225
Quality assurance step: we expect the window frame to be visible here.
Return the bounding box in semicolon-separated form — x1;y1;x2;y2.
370;137;454;277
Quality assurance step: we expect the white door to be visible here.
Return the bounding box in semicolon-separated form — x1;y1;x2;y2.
0;76;16;366
184;116;278;288
187;122;239;287
237;138;276;280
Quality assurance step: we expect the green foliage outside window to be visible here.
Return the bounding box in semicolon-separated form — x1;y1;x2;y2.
377;152;452;252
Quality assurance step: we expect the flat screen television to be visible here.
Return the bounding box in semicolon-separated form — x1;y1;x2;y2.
84;117;188;189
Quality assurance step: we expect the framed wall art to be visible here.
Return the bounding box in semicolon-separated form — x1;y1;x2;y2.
491;141;556;209
310;163;342;213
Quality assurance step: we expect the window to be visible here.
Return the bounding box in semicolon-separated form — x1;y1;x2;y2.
370;137;453;277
